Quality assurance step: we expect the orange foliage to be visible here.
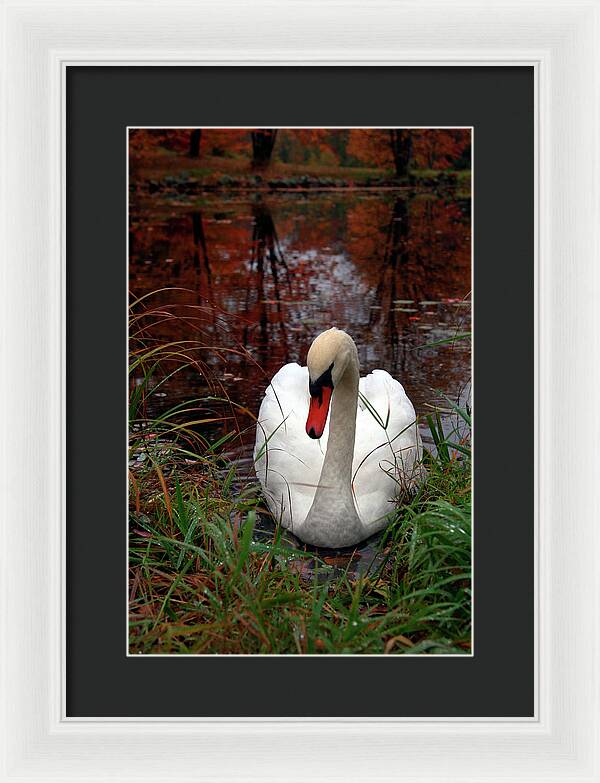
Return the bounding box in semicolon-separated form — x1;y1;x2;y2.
129;128;250;160
129;128;470;172
346;130;394;168
346;129;470;171
412;129;470;170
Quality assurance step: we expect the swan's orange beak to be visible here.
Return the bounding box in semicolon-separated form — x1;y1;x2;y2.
306;385;332;439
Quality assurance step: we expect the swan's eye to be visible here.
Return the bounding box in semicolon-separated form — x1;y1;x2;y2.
309;362;334;403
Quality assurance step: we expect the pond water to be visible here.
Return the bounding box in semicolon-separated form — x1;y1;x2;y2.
130;188;471;474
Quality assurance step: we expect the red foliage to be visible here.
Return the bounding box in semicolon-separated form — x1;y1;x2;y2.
129;128;471;172
346;129;470;171
346;130;393;168
412;129;470;170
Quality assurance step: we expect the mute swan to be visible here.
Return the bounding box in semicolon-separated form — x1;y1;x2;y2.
254;328;423;548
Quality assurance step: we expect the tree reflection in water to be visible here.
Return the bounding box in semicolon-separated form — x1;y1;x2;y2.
191;211;211;284
244;200;291;368
369;197;409;370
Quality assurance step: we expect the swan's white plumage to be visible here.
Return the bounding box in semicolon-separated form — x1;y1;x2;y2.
254;362;422;543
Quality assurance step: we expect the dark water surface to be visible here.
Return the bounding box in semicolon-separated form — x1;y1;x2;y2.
130;189;471;464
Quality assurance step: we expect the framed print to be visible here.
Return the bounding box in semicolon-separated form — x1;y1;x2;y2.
2;1;599;782
68;66;532;718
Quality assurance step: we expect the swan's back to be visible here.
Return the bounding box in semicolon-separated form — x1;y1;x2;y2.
254;364;422;537
353;370;422;535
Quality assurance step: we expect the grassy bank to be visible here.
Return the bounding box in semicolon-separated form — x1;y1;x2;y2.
129;443;471;655
130;150;471;195
128;295;472;655
133;149;386;184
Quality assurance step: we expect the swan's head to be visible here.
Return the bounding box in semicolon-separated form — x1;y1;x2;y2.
305;328;357;439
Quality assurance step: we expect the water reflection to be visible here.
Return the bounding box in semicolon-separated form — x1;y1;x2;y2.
369;196;410;367
244;200;292;366
191;211;211;282
129;190;471;461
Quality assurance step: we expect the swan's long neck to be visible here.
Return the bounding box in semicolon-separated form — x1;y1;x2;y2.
319;359;359;491
303;351;363;547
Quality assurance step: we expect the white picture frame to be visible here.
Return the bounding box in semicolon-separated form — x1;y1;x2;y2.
2;1;599;781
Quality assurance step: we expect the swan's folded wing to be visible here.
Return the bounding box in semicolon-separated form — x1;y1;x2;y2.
353;370;422;529
254;363;327;531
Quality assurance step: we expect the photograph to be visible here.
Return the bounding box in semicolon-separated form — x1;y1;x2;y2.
128;127;472;655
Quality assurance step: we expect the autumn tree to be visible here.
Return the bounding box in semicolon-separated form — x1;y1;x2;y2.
346;129;412;175
389;130;412;179
346;130;392;168
189;129;202;158
326;130;349;166
200;129;249;157
276;129;342;166
346;128;470;174
129;129;183;157
251;130;278;169
412;129;470;170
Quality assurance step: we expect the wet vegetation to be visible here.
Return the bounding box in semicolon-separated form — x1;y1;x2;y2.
129;129;472;655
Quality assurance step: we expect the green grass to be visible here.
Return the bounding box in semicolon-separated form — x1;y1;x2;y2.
129;293;472;655
133;150;393;184
132;151;471;194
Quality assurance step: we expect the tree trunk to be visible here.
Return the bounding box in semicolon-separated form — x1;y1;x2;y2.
189;129;202;158
389;130;412;179
251;130;278;169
